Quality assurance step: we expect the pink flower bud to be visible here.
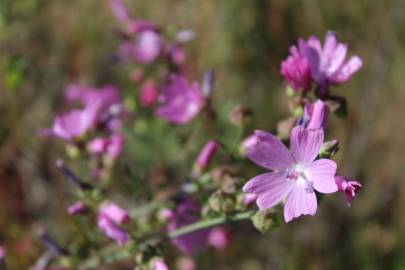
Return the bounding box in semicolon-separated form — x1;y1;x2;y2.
100;202;130;225
243;193;257;205
195;140;221;171
208;227;230;250
335;176;362;206
97;213;130;245
140;81;158;107
67;201;87;216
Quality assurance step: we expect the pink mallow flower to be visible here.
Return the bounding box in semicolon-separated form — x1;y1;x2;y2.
43;102;100;141
156;74;203;124
298;31;362;89
140;81;159;107
194;140;221;172
167;198;210;255
335;176;362;206
302;99;329;130
208;227;230;250
281;46;312;92
88;134;125;160
243;126;338;222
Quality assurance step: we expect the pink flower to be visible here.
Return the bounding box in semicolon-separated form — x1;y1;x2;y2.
67;201;87;216
0;246;5;262
281;46;312;91
43;102;100;141
140;81;159;107
99;202;130;225
167;198;209;254
153;258;169;270
298;31;362;89
194;140;221;171
303;99;329;130
243;126;338;222
156;74;203;124
335;176;362;206
88;134;125;160
97;212;130;245
208;227;229;250
134;30;162;63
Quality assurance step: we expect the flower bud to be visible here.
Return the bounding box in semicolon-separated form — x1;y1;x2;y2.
97;213;130;245
152;258;169;270
229;105;253;126
335;176;362;206
99;202;130;225
280;46;311;92
208;227;230;250
201;70;215;99
67;202;87;216
140;81;158;107
239;135;259;156
194;140;220;174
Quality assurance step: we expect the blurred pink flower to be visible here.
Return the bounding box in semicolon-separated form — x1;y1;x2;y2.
243;126;338;222
335;176;362;206
135;30;162;63
88;134;125;160
99;201;130;225
243;193;257;205
239;134;259;155
156;74;203;124
208;227;230;250
97;212;130;245
303;99;329;130
43;102;100;141
281;46;312;92
167;198;209;254
298;31;362;90
140;81;159;107
108;0;130;23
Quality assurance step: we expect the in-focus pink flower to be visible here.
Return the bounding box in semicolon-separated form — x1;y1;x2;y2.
99;202;130;225
208;227;230;250
168;198;209;254
243;126;338;222
67;201;87;216
194;140;220;172
156;74;203;124
153;258;169;270
298;31;362;90
97;212;130;245
335;176;362;206
140;81;159;107
88;134;125;160
303;99;329;130
281;46;312;92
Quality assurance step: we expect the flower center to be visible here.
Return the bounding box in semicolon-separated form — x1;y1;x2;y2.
284;165;314;192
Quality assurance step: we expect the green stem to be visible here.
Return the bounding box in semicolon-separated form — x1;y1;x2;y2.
80;211;254;269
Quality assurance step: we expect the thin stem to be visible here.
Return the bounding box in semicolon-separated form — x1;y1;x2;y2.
80;211;254;269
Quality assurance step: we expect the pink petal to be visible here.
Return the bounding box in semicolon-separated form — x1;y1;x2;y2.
322;32;338;58
330;56;362;83
284;185;317;223
243;172;294;210
298;38;321;82
327;43;347;75
247;130;295;171
290;126;324;165
308;159;338;193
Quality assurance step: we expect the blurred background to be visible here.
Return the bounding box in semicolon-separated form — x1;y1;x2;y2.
1;0;405;269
